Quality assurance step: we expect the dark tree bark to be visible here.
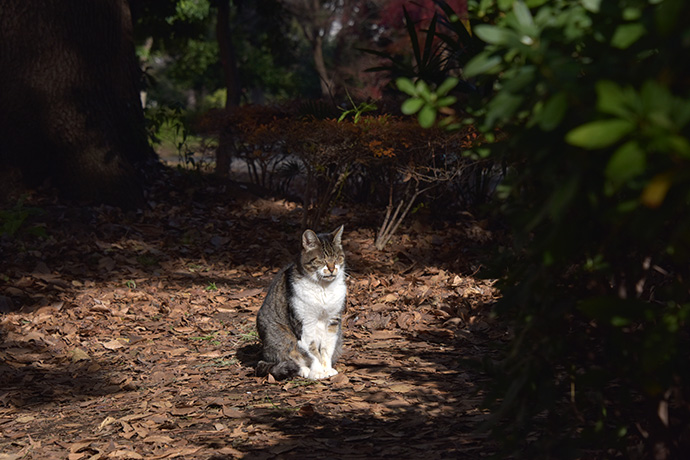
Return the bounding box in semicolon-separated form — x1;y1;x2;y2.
213;0;242;177
0;0;156;208
216;0;242;108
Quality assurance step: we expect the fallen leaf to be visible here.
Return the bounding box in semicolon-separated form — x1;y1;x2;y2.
383;293;398;303
227;288;263;300
102;339;126;350
147;447;201;459
331;373;350;387
98;257;116;271
221;406;244;418
108;450;143;459
98;416;118;431
143;435;174;444
299;404;316;417
389;383;416;393
70;348;90;362
369;330;401;340
171;406;197;416
212;447;244;457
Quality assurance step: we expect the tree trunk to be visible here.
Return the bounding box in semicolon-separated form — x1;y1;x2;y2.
0;0;156;208
287;0;334;99
312;33;332;98
214;0;242;177
216;0;242;108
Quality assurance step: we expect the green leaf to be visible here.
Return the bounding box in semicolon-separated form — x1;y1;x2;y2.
396;77;417;96
420;13;438;69
436;77;459;96
611;23;646;49
640;80;671;114
401;98;424;115
501;65;536;93
437;96;457;107
484;91;524;129
582;0;602;13
596;80;632;118
605;141;646;186
416;80;431;100
538;92;567;131
464;53;503;77
418;104;437;128
565;119;635;149
667;135;690;158
513;1;534;28
474;25;518;45
622;6;642;20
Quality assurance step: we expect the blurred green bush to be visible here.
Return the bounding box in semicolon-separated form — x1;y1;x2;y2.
397;0;690;456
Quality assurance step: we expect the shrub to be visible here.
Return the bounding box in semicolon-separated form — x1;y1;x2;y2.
397;0;690;456
475;0;690;457
208;104;481;239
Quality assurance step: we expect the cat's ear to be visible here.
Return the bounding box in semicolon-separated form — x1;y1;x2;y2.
302;229;320;251
332;225;344;247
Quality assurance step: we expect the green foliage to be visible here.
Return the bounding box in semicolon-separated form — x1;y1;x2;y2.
205;282;218;291
169;0;212;24
397;76;459;128
475;0;689;456
0;198;46;239
338;92;378;124
135;0;309;111
144;105;201;168
398;0;690;456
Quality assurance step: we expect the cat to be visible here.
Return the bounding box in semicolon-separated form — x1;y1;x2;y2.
256;225;347;380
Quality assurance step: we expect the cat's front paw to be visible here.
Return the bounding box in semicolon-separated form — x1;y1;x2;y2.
309;367;338;380
298;366;311;378
324;367;338;378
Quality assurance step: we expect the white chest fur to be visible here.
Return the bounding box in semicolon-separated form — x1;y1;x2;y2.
292;273;346;321
292;271;346;379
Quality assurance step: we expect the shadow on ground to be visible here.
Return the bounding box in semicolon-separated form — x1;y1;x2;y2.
0;167;498;459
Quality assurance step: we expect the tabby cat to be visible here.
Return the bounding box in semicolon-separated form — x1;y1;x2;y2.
256;225;347;380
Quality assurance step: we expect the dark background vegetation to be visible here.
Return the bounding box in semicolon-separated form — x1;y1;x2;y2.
1;0;689;458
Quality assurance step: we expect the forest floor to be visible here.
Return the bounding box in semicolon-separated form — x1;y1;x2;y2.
0;167;505;459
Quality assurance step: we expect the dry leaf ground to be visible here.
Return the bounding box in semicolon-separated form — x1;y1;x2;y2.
1;169;504;459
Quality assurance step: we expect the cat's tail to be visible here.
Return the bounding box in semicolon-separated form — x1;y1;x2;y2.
256;360;300;380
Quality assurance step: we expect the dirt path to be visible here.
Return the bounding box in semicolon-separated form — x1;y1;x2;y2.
0;171;501;459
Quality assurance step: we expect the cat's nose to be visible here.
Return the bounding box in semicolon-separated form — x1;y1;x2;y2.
326;262;336;273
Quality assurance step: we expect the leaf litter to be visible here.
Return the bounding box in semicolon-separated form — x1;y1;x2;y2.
0;169;503;459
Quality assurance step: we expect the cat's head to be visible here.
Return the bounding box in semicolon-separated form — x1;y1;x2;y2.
299;225;345;282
